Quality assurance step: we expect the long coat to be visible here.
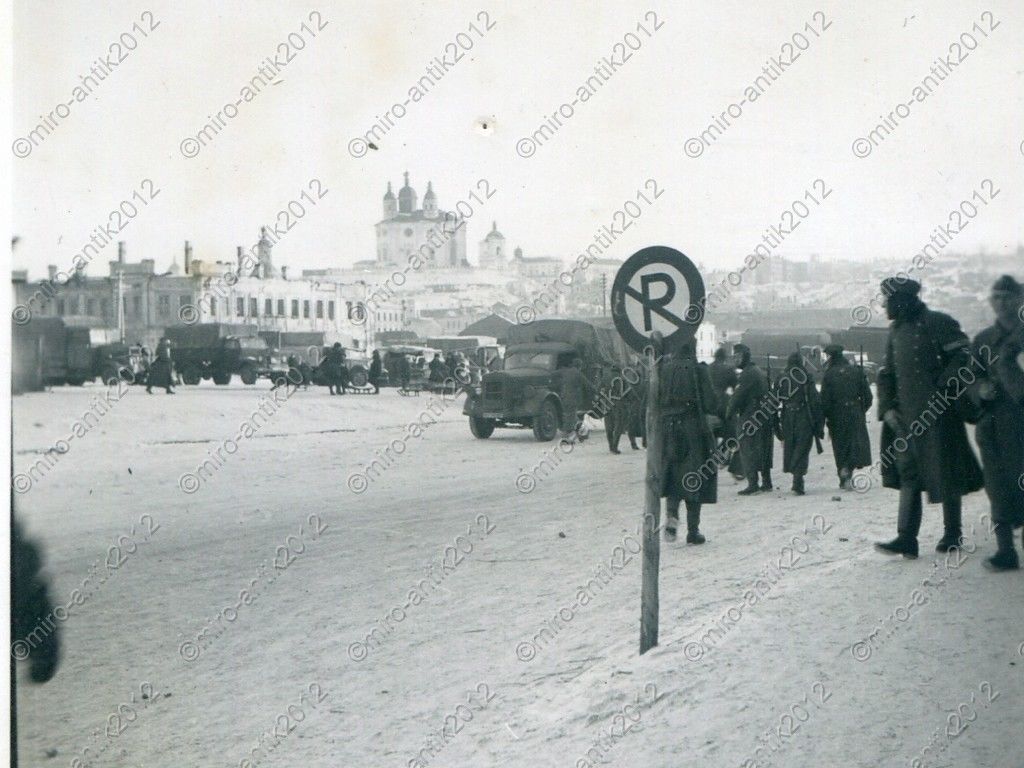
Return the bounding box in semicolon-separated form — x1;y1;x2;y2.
324;347;346;385
969;322;1024;527
727;362;774;475
368;356;383;386
603;367;645;450
820;357;873;471
659;357;719;503
877;304;984;502
778;372;823;475
708;360;737;420
147;340;174;388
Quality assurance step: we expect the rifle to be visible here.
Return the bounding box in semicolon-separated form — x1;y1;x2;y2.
858;344;868;411
766;354;782;442
796;345;824;454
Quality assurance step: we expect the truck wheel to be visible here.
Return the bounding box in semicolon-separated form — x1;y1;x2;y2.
101;367;121;386
239;366;257;385
181;367;202;386
533;400;559;442
470;416;496;439
212;372;231;385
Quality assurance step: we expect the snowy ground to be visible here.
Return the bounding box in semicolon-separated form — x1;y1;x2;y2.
12;381;1024;768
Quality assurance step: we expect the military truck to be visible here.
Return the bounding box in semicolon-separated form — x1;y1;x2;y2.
12;319;132;388
164;323;272;385
463;319;632;441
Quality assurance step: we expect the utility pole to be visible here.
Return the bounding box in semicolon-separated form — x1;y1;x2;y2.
600;273;608;317
116;269;125;343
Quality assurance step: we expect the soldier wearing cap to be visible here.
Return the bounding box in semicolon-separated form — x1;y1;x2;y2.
968;275;1024;571
727;343;774;495
777;352;823;495
874;277;983;559
819;343;873;489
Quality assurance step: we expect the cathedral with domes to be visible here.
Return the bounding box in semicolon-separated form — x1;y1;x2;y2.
375;172;468;269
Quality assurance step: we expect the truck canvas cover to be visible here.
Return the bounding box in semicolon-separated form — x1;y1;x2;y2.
165;324;259;347
259;330;325;349
505;319;633;369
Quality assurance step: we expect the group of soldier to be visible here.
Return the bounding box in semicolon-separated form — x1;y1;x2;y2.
315;343;383;395
610;275;1024;571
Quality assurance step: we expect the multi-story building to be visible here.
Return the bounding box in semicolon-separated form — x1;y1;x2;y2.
513;247;563;279
375;172;467;268
14;236;369;349
478;222;508;269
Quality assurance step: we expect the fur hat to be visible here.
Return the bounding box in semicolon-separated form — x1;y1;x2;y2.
991;274;1022;296
880;276;921;298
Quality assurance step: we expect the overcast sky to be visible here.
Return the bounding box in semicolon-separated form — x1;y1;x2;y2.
11;0;1024;279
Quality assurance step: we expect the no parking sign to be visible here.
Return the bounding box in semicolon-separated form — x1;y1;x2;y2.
613;246;707;656
611;246;706;354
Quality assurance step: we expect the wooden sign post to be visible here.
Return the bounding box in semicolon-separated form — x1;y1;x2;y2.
640;332;663;655
610;247;706;656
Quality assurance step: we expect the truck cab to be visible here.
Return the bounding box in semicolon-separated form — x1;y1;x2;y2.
464;341;599;441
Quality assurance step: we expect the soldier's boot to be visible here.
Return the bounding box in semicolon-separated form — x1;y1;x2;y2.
984;522;1021;571
839;467;852;490
664;497;680;542
791;474;805;495
935;495;963;552
738;474;760;495
760;471;773;491
875;485;921;559
607;427;620;454
685;501;705;545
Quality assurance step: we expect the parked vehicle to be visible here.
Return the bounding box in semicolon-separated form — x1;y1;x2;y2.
13;319;132;389
164;323;272;385
258;330;324;365
463;319;631;441
381;345;442;391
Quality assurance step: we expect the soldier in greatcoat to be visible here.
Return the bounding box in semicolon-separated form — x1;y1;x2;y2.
709;347;742;478
659;341;719;544
145;337;175;394
323;343;346;395
968;276;1024;571
874;278;984;559
777;352;824;495
819;344;873;489
604;367;644;453
727;344;774;495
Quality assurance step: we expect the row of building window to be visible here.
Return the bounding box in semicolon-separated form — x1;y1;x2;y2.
227;298;336;321
39;294;345;323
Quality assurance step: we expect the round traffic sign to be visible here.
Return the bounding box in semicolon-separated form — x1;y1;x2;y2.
610;246;705;353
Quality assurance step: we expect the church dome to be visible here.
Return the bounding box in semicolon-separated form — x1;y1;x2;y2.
398;171;417;213
485;221;504;240
383;181;395;200
423;181;436;200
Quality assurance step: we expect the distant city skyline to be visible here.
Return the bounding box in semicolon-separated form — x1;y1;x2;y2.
12;0;1024;280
